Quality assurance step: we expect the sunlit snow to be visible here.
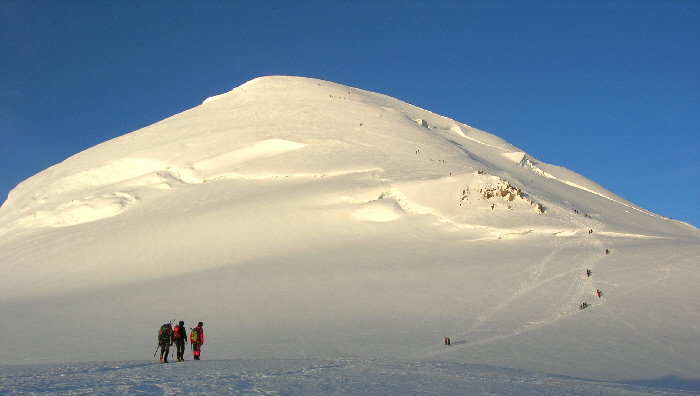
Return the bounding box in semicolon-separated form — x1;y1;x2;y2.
1;76;698;393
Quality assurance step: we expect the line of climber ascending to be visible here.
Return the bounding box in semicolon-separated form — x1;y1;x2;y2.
581;269;601;310
581;248;611;310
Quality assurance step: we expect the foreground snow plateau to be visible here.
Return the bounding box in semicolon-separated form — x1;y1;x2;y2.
2;359;698;395
1;77;698;390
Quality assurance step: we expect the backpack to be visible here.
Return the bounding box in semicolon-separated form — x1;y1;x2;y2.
158;324;171;344
173;325;183;339
190;327;201;343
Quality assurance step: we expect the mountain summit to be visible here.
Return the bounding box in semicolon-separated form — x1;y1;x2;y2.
2;76;694;239
1;76;698;382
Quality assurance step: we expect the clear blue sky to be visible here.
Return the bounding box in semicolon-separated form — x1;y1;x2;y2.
1;1;698;228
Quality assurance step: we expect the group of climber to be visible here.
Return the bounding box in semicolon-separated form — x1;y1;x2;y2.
581;269;605;309
156;321;203;363
581;248;610;310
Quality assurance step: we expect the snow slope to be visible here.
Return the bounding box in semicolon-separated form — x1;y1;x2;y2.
1;76;698;388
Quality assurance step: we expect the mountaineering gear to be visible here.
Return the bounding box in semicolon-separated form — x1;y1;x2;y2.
174;321;186;362
190;327;201;343
158;324;173;344
158;323;173;363
191;322;204;360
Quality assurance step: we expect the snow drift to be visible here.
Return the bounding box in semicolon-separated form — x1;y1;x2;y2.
1;76;698;386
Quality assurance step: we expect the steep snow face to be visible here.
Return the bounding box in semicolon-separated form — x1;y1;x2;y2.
1;76;699;384
1;76;693;238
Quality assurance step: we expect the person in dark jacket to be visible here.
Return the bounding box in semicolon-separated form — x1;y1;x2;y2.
158;323;173;363
173;321;188;362
191;322;204;360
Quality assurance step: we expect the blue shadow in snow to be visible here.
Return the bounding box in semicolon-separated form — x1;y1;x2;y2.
623;375;700;392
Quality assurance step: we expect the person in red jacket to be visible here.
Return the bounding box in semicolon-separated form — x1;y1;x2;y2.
190;322;204;360
173;321;188;362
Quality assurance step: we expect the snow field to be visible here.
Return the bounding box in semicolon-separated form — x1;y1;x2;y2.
1;76;699;391
2;359;696;395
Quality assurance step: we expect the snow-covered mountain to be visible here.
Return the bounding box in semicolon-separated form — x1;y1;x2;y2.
1;76;698;385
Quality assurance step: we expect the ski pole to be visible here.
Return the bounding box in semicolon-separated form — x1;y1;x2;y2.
154;344;160;358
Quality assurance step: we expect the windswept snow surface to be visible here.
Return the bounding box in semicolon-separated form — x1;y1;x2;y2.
2;359;698;395
1;76;699;391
